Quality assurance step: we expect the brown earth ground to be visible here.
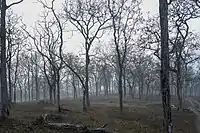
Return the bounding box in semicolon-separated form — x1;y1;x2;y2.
0;100;198;133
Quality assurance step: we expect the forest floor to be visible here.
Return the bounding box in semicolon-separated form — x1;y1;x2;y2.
0;99;198;133
186;97;200;133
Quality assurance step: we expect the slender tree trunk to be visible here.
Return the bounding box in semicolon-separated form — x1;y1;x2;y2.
95;81;99;96
146;80;150;100
104;73;108;97
56;71;61;112
66;79;69;97
159;0;172;132
24;79;27;102
53;87;56;103
19;83;23;102
85;50;90;108
35;53;39;101
139;74;144;100
43;85;46;100
49;85;53;101
27;63;31;102
8;59;12;102
176;57;182;110
111;77;114;94
123;67;126;98
72;74;77;99
127;80;134;99
7;30;13;103
118;66;123;113
13;46;20;103
82;90;87;112
31;67;34;101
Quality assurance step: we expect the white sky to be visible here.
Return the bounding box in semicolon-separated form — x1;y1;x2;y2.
9;0;200;53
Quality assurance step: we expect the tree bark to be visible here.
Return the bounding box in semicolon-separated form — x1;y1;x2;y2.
176;57;183;110
35;53;39;101
0;0;9;118
159;0;173;132
56;71;61;112
13;46;20;103
95;81;99;96
28;63;31;102
85;49;90;108
118;66;123;113
123;67;126;98
82;90;87;112
8;58;12;102
72;74;77;99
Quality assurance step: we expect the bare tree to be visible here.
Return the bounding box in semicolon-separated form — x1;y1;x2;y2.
63;0;110;110
107;0;142;113
0;0;23;119
23;5;64;112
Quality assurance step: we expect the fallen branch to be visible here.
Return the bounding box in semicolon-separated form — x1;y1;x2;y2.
32;114;114;133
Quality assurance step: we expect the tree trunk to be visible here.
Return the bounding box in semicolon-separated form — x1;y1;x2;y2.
127;79;135;99
118;66;123;113
82;90;87;112
53;88;56;103
19;83;23;102
72;74;77;99
85;50;90;108
123;67;126;98
35;53;39;101
159;0;173;132
8;59;12;102
139;74;144;100
49;85;53;101
146;80;150;100
176;58;183;110
31;59;34;100
104;73;108;97
95;81;99;96
176;43;183;110
27;63;31;102
56;71;61;112
0;0;9;118
24;79;27;102
13;47;20;103
66;79;69;97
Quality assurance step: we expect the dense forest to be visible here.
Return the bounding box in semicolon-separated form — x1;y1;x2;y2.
1;0;200;133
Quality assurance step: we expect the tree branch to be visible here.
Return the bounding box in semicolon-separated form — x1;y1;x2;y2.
6;0;23;9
